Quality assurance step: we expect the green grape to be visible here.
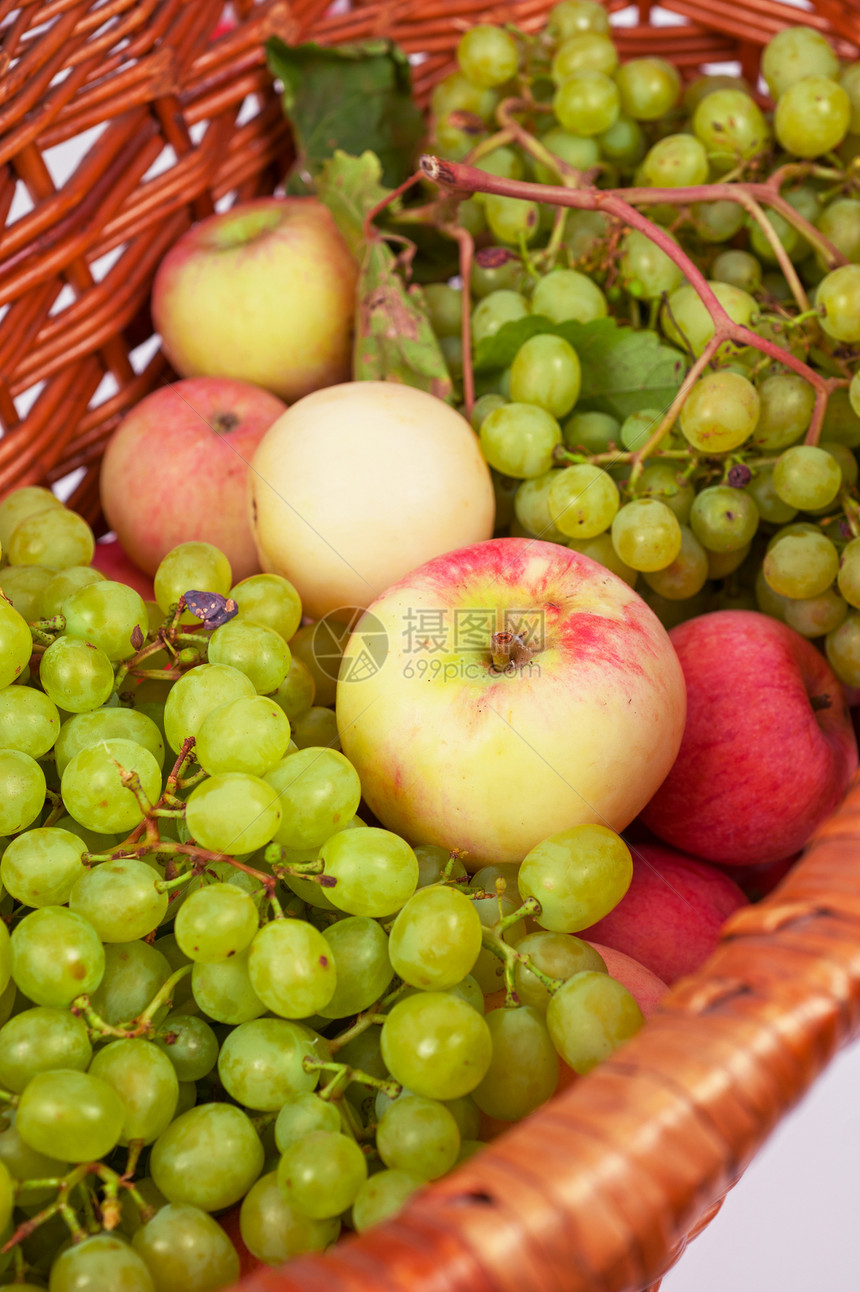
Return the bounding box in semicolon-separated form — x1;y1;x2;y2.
61;738;162;833
217;1017;320;1111
278;1128;367;1220
531;269;607;324
0;1114;68;1209
773;444;842;510
55;705;165;776
0;485;63;549
456;24;518;88
567;532;638;587
290;705;340;750
133;1203;240;1292
208;618;290;694
763;25;839;99
824;387;860;448
154;541;232;617
50;1233;155;1292
185;771;281;854
518;824;631;932
750;372;816;450
447;975;485;1015
642;526;709;601
784;588;847;638
547;0;610;40
431;70;499;121
91;941;171;1028
551;31;618;81
151;1102;264;1211
619;408;662;453
471;291;530;348
0;750;44;836
480;403;562;479
679;371;760;452
748;207;805;265
0;598;32;689
619;228;684;299
11;906;104;1008
264;746;362;849
700;196;754;243
320;827;419;918
565;208;610;259
470;255;527;299
689;487;759;554
39;635;114;713
838;538;860;609
164;662;256;753
816;198;860;265
271;655;316;720
17;1068;124;1161
640;133;708;188
563;410;619;454
662;281;757;358
376;1095;460;1179
546;970;644;1073
0;563;55;619
89;1037;179;1144
532;128;600;182
514;471;569;542
415;844;467;889
598;114;647;168
352;1169;423;1234
553;70;620;135
547;465;619;539
380;992;492;1099
389;885;482;991
318;916;393;1018
39;563;105;617
474;146;525;191
471;395;508;435
711;249;763;293
275;1093;342;1152
509;334;581;418
229;571;302;643
472;1005;559;1121
154;1014;219;1082
0;1007;91;1092
745;466;798;525
818;265;860;342
173;883;260;964
7;507;94;569
70;858;168;941
240;1170;339;1263
615;57;681;121
819;441;858;493
611;499;682;572
763;530;839;599
62;579;148;662
692;88;770;168
191;946;266;1025
636;463;694;524
195;695;290;777
826;612;860;686
483;193;540;246
248;918;337;1018
775;76;850;158
841;62;860;132
423;284;463;339
1;826;86;907
514;930;606;1012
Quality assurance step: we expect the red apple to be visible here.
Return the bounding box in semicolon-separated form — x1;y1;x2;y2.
581;844;747;984
152;197;358;403
91;537;154;601
641;610;858;867
585;941;668;1016
100;377;285;581
337;538;686;865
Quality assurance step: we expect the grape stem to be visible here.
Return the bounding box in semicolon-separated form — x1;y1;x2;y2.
439;218;476;414
302;1058;402;1101
418;155;841;447
328;982;408;1053
71;964;192;1041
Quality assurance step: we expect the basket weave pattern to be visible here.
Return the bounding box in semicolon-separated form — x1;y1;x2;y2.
2;2;860;1289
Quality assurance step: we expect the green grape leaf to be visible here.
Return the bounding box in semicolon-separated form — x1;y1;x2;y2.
265;37;425;192
473;316;688;420
355;235;455;403
315;150;392;261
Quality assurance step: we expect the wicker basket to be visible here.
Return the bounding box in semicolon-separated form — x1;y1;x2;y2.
3;2;860;1289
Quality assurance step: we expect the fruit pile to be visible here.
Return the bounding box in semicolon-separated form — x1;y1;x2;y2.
1;2;859;1288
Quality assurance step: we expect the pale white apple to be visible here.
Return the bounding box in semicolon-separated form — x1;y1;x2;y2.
336;537;686;865
248;382;495;621
152;197;357;403
100;377;285;582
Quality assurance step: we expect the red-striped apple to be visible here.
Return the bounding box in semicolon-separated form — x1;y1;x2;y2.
336;538;686;865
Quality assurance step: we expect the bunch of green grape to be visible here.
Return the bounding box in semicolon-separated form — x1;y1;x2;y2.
421;5;860;686
0;485;645;1287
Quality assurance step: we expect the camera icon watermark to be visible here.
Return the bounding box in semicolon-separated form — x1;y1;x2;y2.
313;607;389;683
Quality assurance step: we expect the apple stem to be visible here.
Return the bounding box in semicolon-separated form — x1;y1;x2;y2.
809;693;833;712
491;630;534;672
